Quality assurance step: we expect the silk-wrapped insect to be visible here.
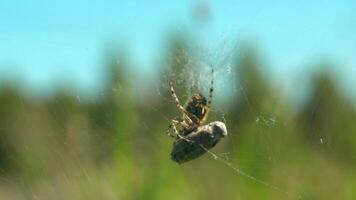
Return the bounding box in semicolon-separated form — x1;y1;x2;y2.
171;121;227;163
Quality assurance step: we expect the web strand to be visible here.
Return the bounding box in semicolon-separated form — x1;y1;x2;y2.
150;103;293;198
198;143;294;198
156;48;300;198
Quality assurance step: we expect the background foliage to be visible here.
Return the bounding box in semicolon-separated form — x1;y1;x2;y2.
0;35;355;200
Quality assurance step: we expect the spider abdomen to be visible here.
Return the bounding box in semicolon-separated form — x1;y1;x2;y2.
171;121;227;164
185;93;207;121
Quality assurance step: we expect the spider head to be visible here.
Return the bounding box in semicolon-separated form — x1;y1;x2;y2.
186;93;208;120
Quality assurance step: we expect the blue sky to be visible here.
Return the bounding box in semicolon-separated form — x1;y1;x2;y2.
0;0;355;98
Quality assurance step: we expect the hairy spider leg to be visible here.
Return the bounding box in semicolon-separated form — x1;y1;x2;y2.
166;119;191;139
166;119;180;139
165;116;187;137
207;68;214;107
169;81;200;124
201;68;214;124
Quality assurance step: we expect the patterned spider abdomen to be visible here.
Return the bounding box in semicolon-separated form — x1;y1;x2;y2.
185;93;207;121
171;121;227;164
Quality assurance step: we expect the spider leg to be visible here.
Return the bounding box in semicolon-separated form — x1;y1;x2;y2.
201;68;214;124
169;81;200;124
183;113;193;124
166;119;186;139
207;68;214;109
166;120;179;139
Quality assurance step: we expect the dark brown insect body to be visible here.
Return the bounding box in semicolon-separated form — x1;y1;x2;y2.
166;69;227;163
171;121;227;164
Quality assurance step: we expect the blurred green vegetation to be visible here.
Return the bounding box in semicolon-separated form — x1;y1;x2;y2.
0;36;356;200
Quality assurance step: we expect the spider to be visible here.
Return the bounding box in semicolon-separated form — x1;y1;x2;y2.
166;69;227;163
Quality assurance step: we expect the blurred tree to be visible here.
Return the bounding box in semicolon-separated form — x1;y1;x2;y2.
298;69;356;163
0;87;24;173
226;45;297;198
229;45;271;167
88;49;138;164
230;46;268;120
47;91;79;139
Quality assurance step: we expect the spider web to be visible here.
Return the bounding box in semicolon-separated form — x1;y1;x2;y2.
154;38;300;199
